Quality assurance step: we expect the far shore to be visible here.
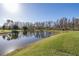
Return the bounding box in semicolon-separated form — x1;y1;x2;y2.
0;29;73;35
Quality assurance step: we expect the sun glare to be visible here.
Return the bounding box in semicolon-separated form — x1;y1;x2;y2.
3;3;19;13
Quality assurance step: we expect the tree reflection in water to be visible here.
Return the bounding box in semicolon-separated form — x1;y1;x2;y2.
2;31;19;41
34;31;52;38
23;31;27;36
2;31;52;41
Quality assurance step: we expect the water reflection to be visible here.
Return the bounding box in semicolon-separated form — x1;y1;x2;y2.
34;31;52;38
2;31;19;40
0;31;53;55
2;31;52;41
23;31;27;36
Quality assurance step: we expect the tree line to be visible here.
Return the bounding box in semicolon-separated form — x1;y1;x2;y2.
1;17;79;31
53;17;79;31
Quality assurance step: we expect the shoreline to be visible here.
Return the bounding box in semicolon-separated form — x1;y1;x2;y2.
6;32;64;56
7;31;79;56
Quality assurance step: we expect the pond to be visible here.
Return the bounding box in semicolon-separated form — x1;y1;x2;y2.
0;31;53;55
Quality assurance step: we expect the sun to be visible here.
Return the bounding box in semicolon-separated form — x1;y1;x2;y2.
3;3;19;13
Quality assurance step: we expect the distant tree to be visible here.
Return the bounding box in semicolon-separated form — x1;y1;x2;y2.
23;26;28;31
12;25;19;30
2;25;5;30
7;19;11;23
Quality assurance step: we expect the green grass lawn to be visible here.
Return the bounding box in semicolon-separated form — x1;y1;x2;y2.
7;31;79;56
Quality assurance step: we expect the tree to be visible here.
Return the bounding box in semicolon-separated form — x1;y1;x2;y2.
23;26;28;31
12;25;19;30
2;25;5;30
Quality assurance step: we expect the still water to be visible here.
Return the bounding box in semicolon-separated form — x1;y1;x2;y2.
0;31;53;55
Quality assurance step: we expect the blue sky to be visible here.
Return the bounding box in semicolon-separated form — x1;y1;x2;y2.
0;3;79;26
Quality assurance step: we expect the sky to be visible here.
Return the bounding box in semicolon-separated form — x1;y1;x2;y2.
0;3;79;26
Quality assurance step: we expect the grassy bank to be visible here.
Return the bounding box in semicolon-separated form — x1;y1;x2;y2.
0;30;22;34
0;30;12;34
7;31;79;56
